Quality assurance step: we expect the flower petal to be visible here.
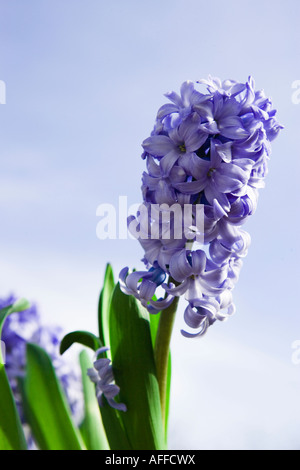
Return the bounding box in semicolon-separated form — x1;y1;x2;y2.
160;149;181;176
142;135;174;156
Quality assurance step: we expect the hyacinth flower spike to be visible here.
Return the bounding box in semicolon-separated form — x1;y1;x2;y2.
120;76;282;422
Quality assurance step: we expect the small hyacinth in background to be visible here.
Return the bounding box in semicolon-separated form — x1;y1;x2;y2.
0;295;109;450
87;346;127;412
0;295;83;447
0;76;282;451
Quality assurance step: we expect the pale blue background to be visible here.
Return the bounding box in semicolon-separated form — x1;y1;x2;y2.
0;0;299;450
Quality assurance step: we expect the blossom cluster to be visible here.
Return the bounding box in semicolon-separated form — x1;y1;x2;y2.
0;295;83;437
120;76;282;337
87;346;127;412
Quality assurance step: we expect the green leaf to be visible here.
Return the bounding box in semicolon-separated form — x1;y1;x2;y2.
109;283;165;450
22;343;85;450
164;353;172;443
0;299;31;339
0;366;27;450
0;300;30;450
99;399;132;450
149;309;161;348
149;311;172;443
98;263;115;350
60;330;101;355
79;349;109;450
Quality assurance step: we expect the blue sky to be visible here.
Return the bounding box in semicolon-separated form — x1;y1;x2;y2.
0;0;300;449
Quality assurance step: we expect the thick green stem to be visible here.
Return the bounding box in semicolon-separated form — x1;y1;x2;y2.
154;296;179;426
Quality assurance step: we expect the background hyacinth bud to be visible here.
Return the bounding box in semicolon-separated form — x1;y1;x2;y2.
87;346;127;412
120;76;282;337
0;295;83;447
